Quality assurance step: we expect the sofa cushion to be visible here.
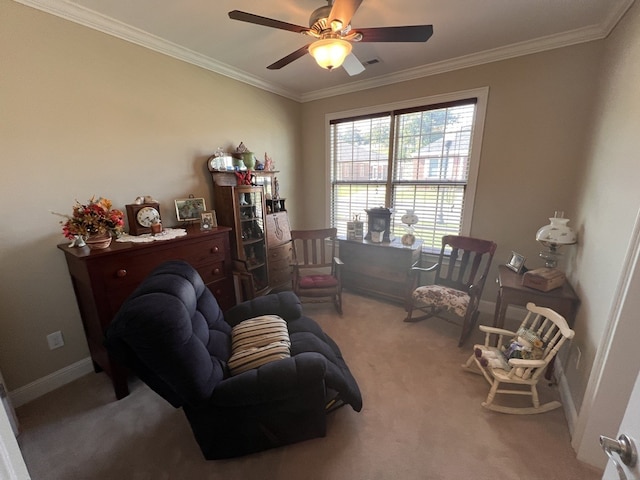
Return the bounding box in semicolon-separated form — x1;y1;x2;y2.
231;315;290;351
228;340;291;376
229;315;291;376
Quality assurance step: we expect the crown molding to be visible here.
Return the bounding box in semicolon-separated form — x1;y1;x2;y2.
13;0;302;101
300;23;609;102
15;0;635;104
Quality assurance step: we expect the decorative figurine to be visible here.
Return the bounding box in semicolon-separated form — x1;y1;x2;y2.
264;152;274;171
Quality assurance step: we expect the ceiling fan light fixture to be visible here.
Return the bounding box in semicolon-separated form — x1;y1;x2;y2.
309;38;352;70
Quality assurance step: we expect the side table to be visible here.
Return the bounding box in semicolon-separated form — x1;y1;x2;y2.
494;264;579;329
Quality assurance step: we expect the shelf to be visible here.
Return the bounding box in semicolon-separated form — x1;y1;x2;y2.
242;237;264;246
246;262;266;272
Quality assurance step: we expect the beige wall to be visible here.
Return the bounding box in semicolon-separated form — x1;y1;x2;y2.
571;1;640;466
301;42;603;306
0;1;301;390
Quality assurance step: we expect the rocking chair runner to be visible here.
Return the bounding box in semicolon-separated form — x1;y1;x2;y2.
404;235;497;346
462;302;575;414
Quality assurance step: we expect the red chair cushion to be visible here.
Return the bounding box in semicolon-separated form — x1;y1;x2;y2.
299;275;338;289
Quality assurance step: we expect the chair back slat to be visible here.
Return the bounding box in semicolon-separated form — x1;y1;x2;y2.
291;228;337;269
514;302;575;380
434;235;497;293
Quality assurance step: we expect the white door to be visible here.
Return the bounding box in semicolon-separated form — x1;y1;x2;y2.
0;397;30;479
601;369;640;479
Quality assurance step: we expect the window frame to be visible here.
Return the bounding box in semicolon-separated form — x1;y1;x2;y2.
324;87;489;249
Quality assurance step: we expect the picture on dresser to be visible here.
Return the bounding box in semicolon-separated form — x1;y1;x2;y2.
175;197;206;222
506;251;526;274
200;210;217;230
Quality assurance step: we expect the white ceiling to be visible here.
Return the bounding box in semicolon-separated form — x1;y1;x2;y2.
18;0;635;102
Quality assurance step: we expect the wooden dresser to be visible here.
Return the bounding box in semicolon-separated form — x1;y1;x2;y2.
58;225;235;399
265;211;293;290
338;237;422;304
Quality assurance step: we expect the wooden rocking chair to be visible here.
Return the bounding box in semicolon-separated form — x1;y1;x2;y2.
405;235;497;346
461;302;575;414
290;228;343;314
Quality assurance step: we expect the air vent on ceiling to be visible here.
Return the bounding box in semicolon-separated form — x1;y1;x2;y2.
363;58;381;65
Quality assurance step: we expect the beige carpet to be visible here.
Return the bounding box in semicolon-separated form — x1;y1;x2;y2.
16;292;602;479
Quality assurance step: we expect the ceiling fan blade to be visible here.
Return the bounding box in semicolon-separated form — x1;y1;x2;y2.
357;25;434;43
267;45;310;70
228;10;309;34
342;52;365;76
329;0;363;31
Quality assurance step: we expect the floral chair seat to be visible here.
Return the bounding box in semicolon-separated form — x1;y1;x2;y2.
411;285;470;317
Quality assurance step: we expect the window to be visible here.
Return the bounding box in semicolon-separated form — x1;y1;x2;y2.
329;88;488;250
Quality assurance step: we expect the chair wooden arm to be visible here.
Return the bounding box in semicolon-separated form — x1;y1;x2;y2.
507;358;547;368
478;325;515;347
478;325;515;336
409;263;439;274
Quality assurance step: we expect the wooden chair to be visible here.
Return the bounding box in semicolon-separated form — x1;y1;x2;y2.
462;302;575;414
291;228;343;314
404;235;497;346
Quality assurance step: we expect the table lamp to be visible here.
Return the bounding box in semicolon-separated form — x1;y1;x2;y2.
535;211;577;268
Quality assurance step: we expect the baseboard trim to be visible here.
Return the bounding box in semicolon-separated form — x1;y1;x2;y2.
9;357;94;408
554;359;578;435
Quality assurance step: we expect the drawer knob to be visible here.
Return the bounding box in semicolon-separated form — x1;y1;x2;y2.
116;269;127;278
213;268;221;275
211;246;219;253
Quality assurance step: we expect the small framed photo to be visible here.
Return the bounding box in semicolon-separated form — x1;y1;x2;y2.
200;210;217;230
506;251;526;274
175;197;207;222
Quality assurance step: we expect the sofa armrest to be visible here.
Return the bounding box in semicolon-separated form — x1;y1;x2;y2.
210;352;327;407
224;291;303;327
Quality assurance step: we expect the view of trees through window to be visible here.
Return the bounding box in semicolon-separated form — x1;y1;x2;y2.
330;98;478;250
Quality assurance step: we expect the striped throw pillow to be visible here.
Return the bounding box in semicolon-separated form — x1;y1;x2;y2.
228;315;291;376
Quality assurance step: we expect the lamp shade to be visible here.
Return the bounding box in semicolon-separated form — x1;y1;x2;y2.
536;216;577;247
309;38;352;70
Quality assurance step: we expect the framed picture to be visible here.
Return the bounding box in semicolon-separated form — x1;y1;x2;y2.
200;210;217;230
506;251;526;273
174;197;207;222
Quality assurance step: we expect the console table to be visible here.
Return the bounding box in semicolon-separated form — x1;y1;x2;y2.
494;264;579;328
58;225;235;399
338;237;422;304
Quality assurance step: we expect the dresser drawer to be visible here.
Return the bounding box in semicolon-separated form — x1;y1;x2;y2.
196;260;228;284
268;242;293;266
99;238;226;291
268;242;293;286
206;278;235;311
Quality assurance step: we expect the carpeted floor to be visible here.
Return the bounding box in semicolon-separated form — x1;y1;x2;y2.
16;292;602;479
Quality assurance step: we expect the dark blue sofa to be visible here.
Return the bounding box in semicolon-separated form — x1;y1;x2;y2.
104;260;362;459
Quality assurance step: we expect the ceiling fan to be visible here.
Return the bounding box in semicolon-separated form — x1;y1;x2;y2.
228;0;433;76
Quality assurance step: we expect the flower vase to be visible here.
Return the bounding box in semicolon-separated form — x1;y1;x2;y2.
85;232;112;250
242;152;256;170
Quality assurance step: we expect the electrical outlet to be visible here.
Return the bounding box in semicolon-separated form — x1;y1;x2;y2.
47;331;64;350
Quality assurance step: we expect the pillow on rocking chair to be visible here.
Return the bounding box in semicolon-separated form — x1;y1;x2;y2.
411;285;470;317
298;275;338;289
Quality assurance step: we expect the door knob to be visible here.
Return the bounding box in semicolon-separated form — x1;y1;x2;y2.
600;434;637;480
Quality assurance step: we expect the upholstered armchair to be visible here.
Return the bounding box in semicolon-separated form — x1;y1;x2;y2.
104;260;362;459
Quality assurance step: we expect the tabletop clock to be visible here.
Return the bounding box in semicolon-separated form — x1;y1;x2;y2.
126;202;161;236
365;207;393;242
